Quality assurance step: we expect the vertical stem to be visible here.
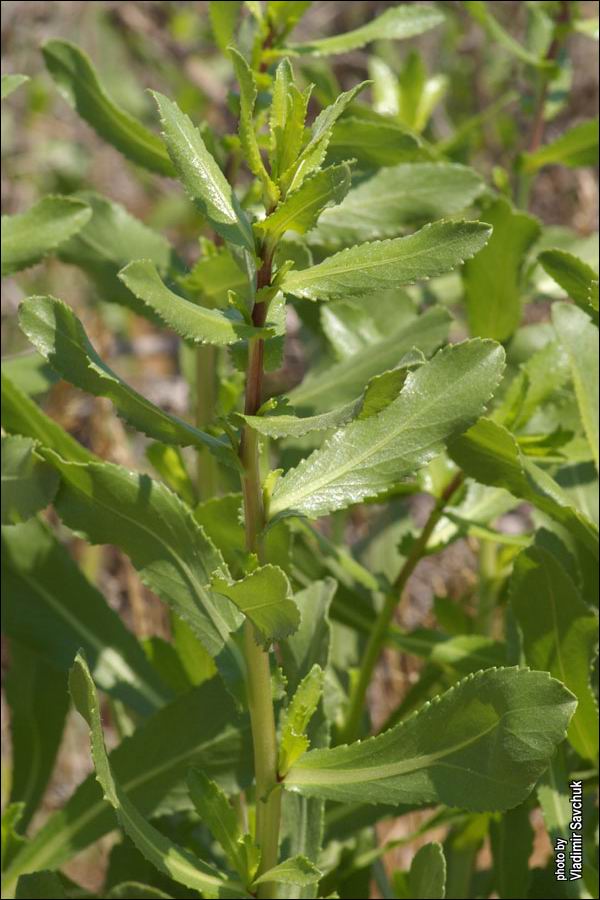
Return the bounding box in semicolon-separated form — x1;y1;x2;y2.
338;473;464;745
195;344;219;499
240;253;281;897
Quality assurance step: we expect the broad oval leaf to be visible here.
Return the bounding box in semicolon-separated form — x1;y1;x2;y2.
270;339;505;519
42;40;173;175
1;436;59;524
68;655;251;899
281;221;492;302
285;667;576;810
19;296;235;464
1;196;91;277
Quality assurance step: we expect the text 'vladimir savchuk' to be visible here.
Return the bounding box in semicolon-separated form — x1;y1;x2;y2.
554;781;584;882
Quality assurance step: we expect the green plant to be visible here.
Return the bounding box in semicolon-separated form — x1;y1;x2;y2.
1;3;598;899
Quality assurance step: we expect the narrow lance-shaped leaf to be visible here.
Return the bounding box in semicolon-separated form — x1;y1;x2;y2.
282;220;492;302
1;73;29;100
279;665;324;776
2;517;171;716
552;302;599;472
522;117;599;172
463;198;540;342
404;842;446;900
490;803;533;900
1;196;91;277
0;678;251;892
42;40;173;175
152;91;255;258
308;162;484;249
510;545;599;761
269;59;311;179
19;296;235;464
538;249;599;314
285;4;444;56
68;654;251;899
449;418;599;557
284;667;576;810
1;436;59;524
270;339;505;520
118;260;271;346
212;565;300;647
209;2;243;54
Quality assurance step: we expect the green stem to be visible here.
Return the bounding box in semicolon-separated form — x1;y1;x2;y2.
239;254;281;898
338;473;464;745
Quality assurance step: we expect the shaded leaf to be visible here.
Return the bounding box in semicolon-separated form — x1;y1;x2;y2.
285;667;576;810
538;249;599;313
1;435;59;524
107;884;172;900
14;871;67;900
490;803;534;899
2;196;91;277
212;565;300;647
409;842;446;899
326;116;427;169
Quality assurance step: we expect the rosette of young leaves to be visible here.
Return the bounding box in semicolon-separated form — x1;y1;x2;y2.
284;667;576;810
1;196;91;277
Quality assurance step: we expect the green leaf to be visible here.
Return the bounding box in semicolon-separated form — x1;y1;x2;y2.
255;163;352;244
14;871;67;900
267;1;312;36
57;192;175;317
408;842;446;899
1;677;250;892
465;1;551;68
282;220;492;302
229;48;277;202
188;769;259;882
209;2;243;53
450;418;599;556
1;436;59;524
212;565;300;647
42;40;173;175
1;73;29;100
253;856;321;887
1;352;59;398
19;296;235;464
177;246;250;306
152;91;255;258
68;654;251;899
286;4;444;55
463;198;541;342
146;443;196;506
1;372;93;464
269;59;311;180
6;643;69;831
1;196;91;277
522;117;599;172
493;339;570;432
510;545;599;761
308;162;484;249
2;517;170;715
326;117;427;169
290;306;450;412
279;665;324;775
118;260;269;346
270;339;505;519
552;302;599;471
36;453;244;661
538;249;599;314
284;667;576;810
107;883;173;900
490;803;533;900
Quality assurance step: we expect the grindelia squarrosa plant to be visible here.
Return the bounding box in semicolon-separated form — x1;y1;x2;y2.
1;2;598;899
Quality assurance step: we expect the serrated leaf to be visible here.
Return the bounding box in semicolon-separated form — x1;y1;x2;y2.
279;665;324;775
1;435;59;524
229;48;277;201
256;163;351;244
188;769;258;882
19;296;235;463
408;842;446;899
282;220;492;302
213;565;300;647
42;40;173;175
253;855;321;887
0;678;250;894
308;162;484;249
6;643;69;831
291;305;450;412
285;667;575;810
270;340;505;520
464;198;540;342
449;417;599;556
2;517;170;715
1;196;91;276
552;302;599;471
286;4;443;56
68;655;250;899
152;91;255;257
1;372;93;464
118;260;270;345
510;545;598;761
522;117;599;172
1;73;29;100
326;116;427;169
209;2;243;53
538;249;599;314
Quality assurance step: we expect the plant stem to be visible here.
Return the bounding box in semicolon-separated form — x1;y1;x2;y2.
239;253;281;897
338;473;464;745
